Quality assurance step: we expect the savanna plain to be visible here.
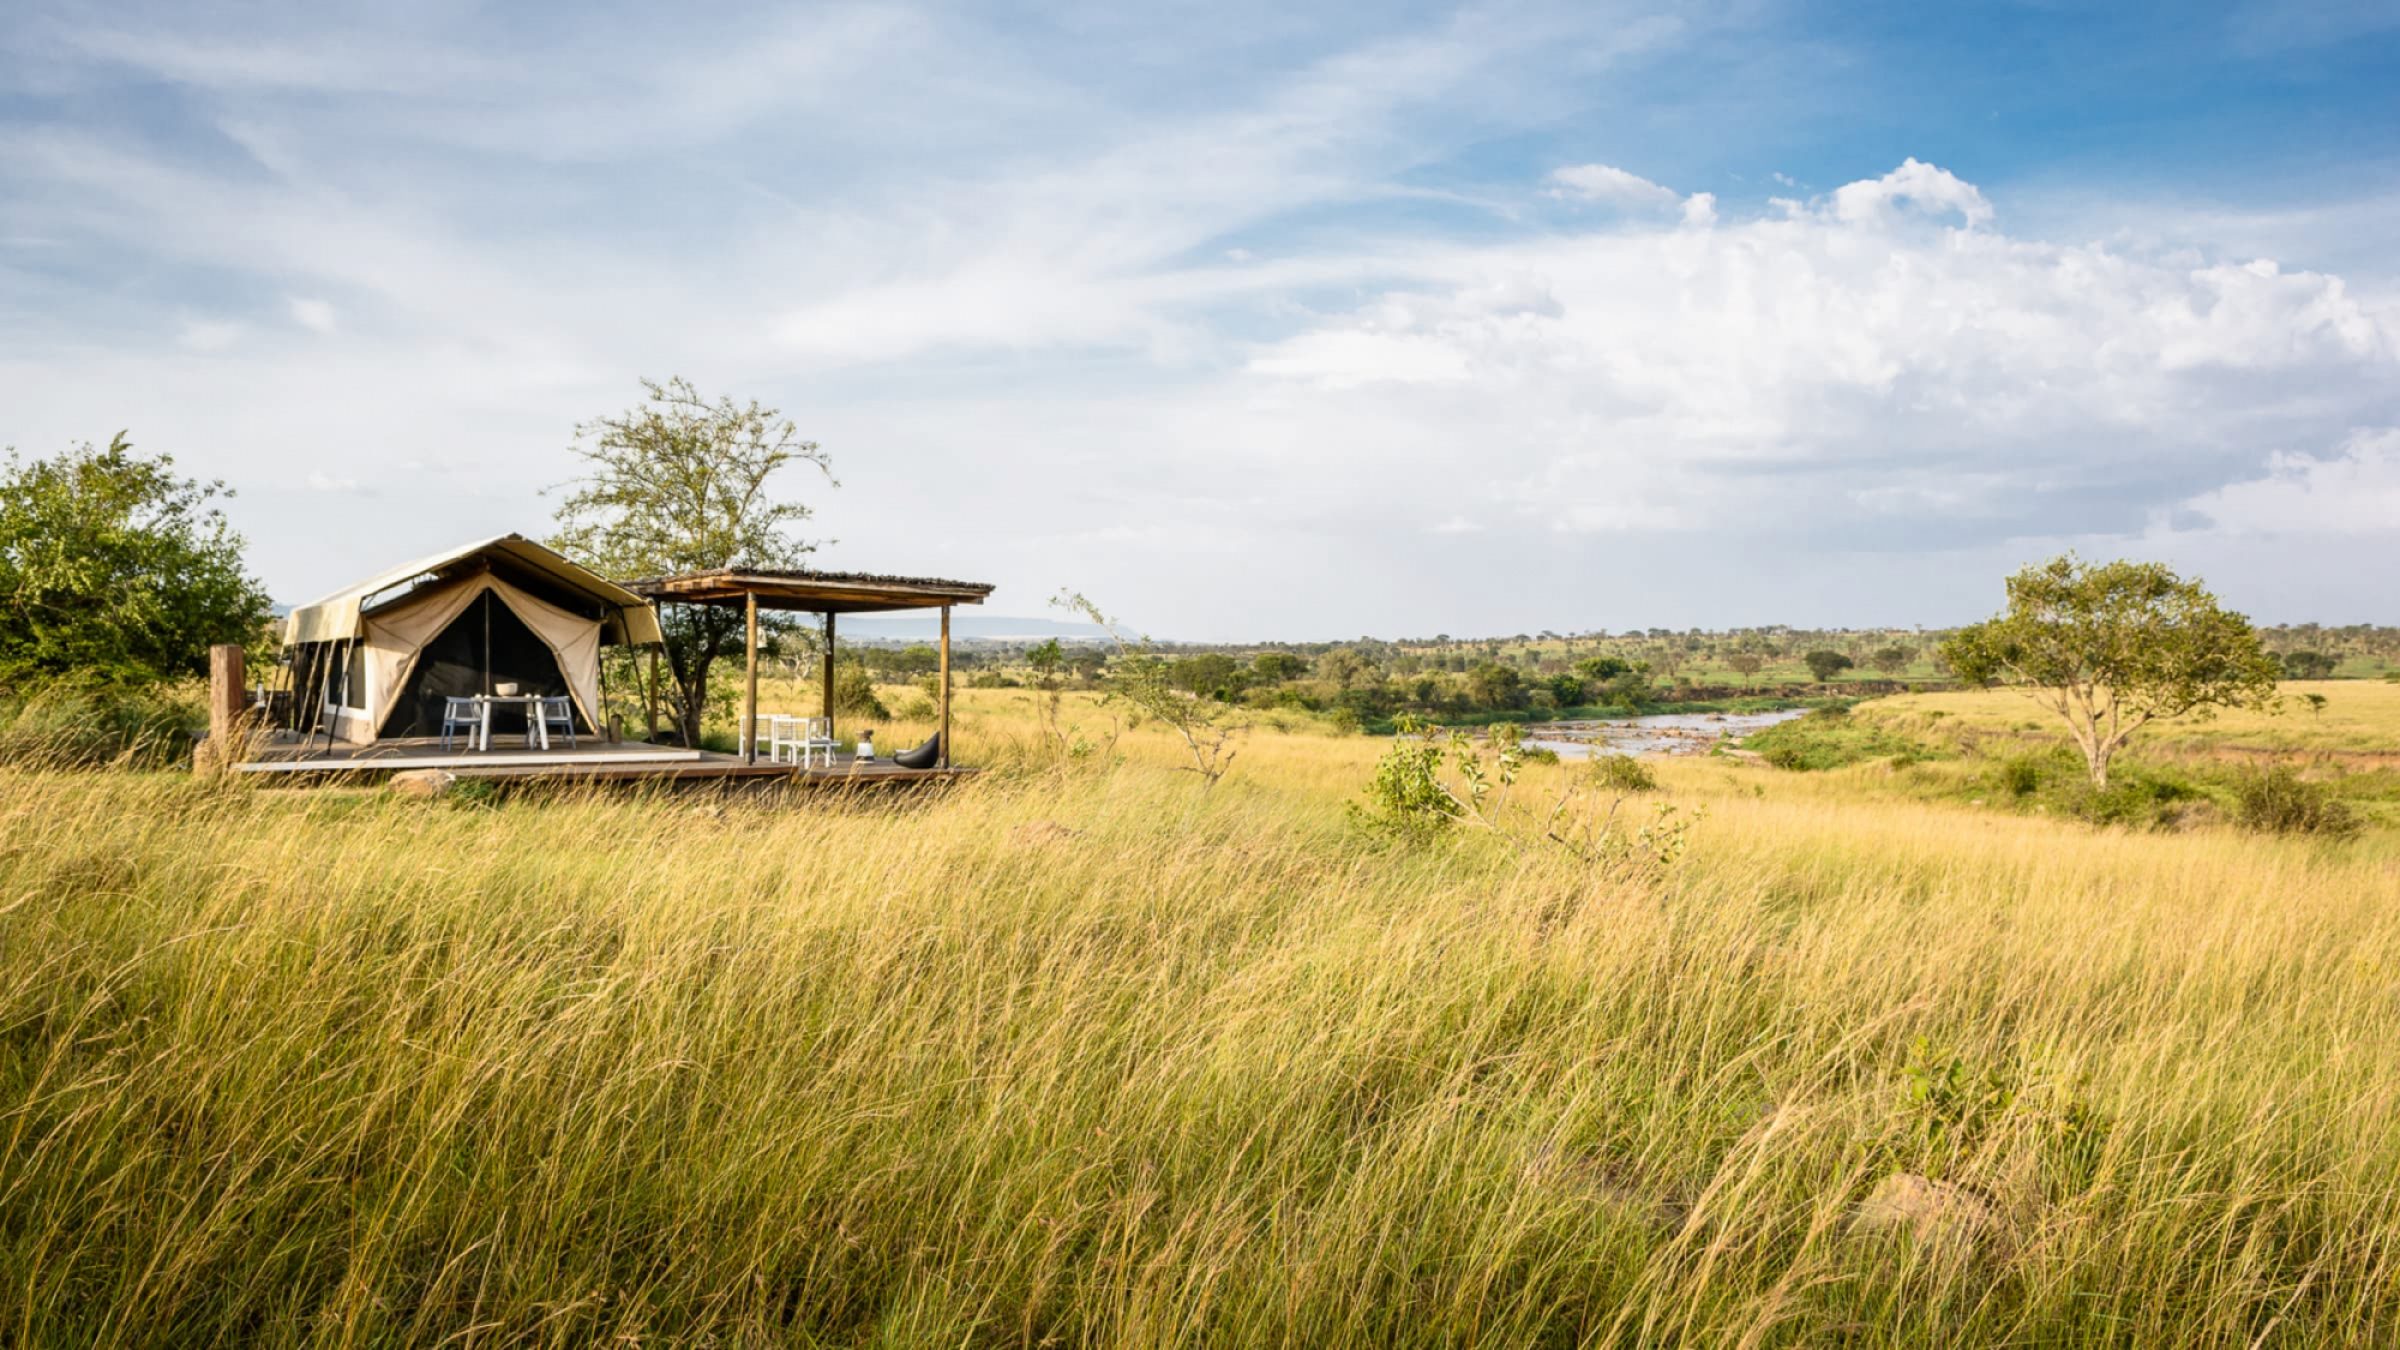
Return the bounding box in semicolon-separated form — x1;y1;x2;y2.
5;682;2399;1346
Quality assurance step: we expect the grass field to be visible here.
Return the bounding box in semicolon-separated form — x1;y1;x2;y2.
1859;680;2400;758
4;690;2399;1344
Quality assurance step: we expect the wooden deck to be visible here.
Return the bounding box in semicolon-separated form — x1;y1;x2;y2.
236;735;973;787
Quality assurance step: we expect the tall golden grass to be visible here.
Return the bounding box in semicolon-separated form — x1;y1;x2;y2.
1868;680;2400;756
3;692;2397;1344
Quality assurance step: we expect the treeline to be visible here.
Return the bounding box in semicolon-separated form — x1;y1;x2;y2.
975;642;1871;729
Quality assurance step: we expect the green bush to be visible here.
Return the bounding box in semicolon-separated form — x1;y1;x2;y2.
2060;767;2202;830
832;662;889;720
1996;755;2044;798
1590;754;1657;793
2229;765;2361;838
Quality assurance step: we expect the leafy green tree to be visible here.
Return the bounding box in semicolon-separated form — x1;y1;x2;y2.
1315;646;1377;689
1870;644;1914;676
1940;555;2280;787
1026;639;1064;683
550;377;833;744
1251;651;1308;682
1171;652;1241;698
1543;672;1587;708
1575;655;1631;682
1466;662;1525;709
884;645;941;678
1803;650;1855;682
1598;665;1654;709
1726;650;1766;685
2279;650;2337;680
0;433;270;687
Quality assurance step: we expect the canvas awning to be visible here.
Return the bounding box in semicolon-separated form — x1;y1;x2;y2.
284;534;663;647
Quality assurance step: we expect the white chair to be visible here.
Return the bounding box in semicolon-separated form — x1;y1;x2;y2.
440;696;482;752
537;696;577;750
768;715;836;767
747;713;782;761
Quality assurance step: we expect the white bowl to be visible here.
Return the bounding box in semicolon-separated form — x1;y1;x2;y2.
495;682;520;696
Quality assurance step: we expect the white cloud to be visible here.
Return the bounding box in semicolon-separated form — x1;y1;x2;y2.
288;296;337;333
1239;161;2397;545
1680;192;1717;227
1827;157;1993;228
1546;163;1682;210
2177;428;2400;534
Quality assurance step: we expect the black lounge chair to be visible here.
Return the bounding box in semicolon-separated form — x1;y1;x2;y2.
893;732;942;770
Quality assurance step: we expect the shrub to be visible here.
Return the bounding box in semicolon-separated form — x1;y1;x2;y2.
0;681;201;770
2229;765;2361;838
1353;721;1459;838
1996;755;2043;798
832;662;888;720
2061;767;2201;830
1590;754;1658;793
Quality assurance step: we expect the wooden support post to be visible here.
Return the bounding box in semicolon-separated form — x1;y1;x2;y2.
203;644;245;775
821;612;836;740
743;590;760;764
939;604;952;769
645;647;660;741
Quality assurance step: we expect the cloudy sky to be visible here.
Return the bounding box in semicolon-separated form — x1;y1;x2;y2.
3;1;2396;638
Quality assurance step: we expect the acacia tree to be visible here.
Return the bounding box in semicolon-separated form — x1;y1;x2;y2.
550;378;834;744
0;434;269;687
1940;555;2279;787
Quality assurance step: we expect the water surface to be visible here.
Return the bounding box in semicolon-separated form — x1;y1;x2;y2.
1524;708;1808;758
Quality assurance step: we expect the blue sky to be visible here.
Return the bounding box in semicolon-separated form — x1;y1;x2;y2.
4;1;2397;639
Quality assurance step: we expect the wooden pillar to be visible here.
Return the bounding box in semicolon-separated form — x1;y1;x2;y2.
743;590;760;764
821;612;836;739
204;644;245;775
645;646;660;741
938;605;952;769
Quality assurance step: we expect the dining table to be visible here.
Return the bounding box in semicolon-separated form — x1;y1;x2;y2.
466;693;556;751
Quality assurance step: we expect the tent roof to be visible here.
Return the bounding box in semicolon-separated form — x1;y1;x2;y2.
284;534;663;646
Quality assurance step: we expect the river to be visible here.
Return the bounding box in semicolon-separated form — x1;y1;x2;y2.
1521;707;1809;758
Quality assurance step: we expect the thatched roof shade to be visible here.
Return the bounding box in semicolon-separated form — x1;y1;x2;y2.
624;567;994;613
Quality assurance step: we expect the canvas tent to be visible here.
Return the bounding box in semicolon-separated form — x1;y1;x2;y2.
281;535;661;745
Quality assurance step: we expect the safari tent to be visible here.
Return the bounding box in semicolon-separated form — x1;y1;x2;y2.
280;535;662;745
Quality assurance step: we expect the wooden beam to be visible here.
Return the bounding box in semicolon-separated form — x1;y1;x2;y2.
743;590;760;764
939;605;952;769
821;612;836;739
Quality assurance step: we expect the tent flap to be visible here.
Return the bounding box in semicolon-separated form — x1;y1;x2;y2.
360;572;607;739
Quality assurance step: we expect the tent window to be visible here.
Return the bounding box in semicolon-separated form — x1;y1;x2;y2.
344;643;369;710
